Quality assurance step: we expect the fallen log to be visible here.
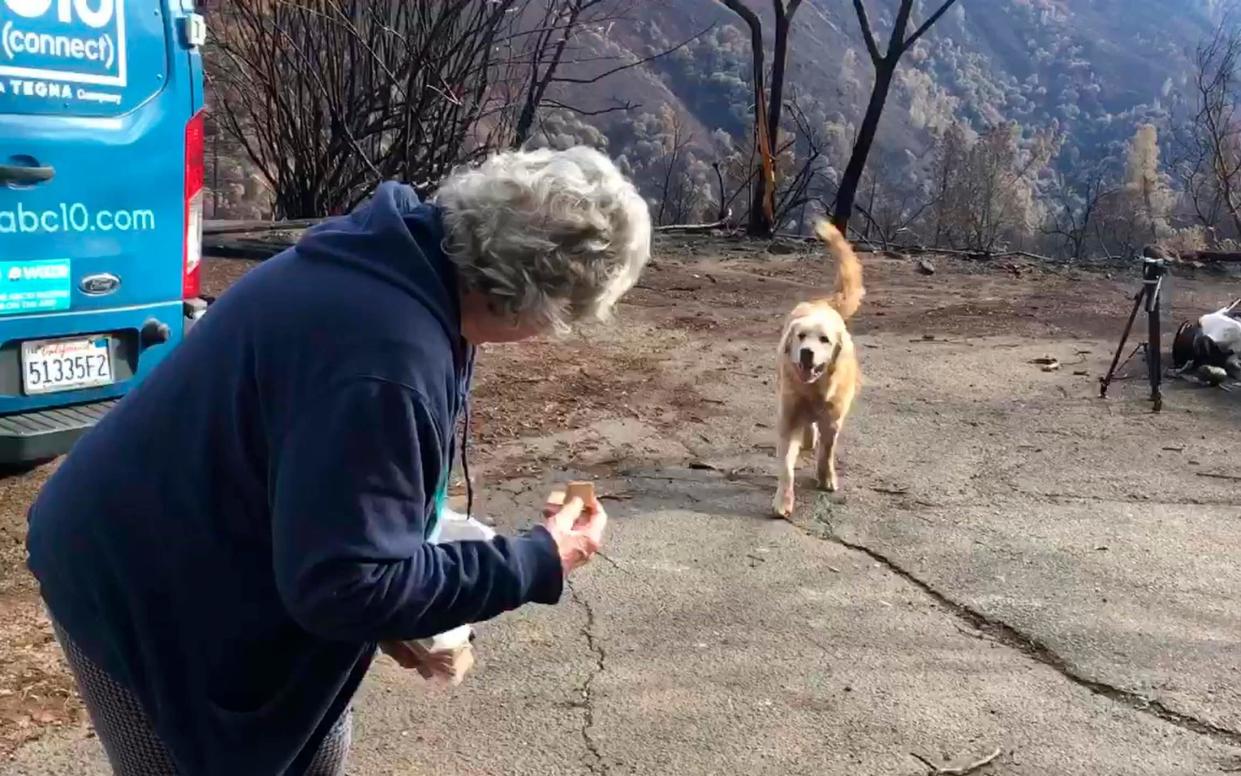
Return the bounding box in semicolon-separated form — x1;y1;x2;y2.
204;236;294;260
764;233;1055;263
654;216;734;234
1178;250;1241;264
204;218;322;236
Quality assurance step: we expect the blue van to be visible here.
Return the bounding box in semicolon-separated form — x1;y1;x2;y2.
0;0;207;464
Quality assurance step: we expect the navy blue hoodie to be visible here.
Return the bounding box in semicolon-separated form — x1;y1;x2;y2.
26;183;563;774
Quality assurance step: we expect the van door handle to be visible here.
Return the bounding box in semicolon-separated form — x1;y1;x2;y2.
0;164;55;185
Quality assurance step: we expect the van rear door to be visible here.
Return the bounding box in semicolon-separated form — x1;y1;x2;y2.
0;0;202;456
0;0;188;311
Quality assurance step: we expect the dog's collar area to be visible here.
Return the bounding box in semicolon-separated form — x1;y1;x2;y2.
830;341;842;367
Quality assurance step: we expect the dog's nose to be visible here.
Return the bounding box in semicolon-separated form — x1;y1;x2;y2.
799;348;815;367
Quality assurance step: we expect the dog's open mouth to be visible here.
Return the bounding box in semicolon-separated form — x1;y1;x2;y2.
797;362;825;382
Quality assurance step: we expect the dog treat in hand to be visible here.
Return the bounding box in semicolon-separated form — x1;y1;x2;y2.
547;481;596;509
565;481;596;504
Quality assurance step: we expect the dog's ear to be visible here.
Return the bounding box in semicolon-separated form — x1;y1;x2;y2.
776;321;794;355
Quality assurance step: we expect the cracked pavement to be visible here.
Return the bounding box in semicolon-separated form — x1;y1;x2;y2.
567;582;607;775
5;247;1241;774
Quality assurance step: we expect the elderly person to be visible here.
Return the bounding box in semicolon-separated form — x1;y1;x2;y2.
26;146;652;775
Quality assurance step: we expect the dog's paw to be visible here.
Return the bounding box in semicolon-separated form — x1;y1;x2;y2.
816;475;839;493
772;488;795;518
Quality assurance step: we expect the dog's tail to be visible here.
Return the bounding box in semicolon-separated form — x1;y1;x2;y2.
816;220;864;320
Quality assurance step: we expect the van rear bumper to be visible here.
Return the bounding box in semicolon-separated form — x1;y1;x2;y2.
0;399;118;464
0;300;186;417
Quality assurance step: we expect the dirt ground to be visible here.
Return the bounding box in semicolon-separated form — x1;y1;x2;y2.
2;234;1239;770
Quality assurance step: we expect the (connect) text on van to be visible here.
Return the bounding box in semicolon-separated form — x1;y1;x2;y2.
2;23;116;68
0;0;126;86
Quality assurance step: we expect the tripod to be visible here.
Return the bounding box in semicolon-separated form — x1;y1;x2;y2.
1099;257;1167;411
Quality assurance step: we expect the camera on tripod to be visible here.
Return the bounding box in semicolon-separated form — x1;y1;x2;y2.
1099;248;1169;411
1142;255;1168;278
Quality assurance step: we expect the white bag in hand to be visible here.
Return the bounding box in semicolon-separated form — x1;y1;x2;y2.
417;509;497;671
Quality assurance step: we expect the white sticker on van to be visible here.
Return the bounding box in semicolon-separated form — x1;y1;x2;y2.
0;0;126;91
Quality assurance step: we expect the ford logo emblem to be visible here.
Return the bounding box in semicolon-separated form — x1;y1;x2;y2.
80;273;120;296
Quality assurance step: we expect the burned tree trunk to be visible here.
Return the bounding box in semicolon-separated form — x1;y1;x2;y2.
718;0;805;237
832;0;961;234
832;64;895;235
767;0;804;156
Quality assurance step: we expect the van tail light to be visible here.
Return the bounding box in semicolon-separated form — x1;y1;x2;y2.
183;110;206;300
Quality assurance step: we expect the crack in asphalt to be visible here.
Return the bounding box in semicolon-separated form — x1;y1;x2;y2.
994;486;1241;509
798;507;1241;747
568;581;608;775
873;489;1241;510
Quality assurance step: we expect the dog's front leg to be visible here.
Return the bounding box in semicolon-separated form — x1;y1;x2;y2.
773;421;803;518
815;420;841;492
801;423;818;453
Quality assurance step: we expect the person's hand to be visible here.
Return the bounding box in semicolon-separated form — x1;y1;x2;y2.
542;493;608;577
379;640;461;681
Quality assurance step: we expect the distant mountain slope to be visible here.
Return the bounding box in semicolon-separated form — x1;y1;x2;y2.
562;0;1221;171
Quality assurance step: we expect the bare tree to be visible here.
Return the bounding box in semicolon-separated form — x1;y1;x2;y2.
850;148;936;249
509;0;611;147
707;120;802;230
1042;163;1113;261
1094;189;1147;258
772;99;829;231
1182;18;1241;238
711;161;731;222
653;107;696;225
718;0;806;236
710;138;761;227
853;184;930;249
207;0;692;219
1171;117;1228;236
831;0;962;234
929;122;1055;253
929;122;968;247
507;1;710;148
209;1;528;218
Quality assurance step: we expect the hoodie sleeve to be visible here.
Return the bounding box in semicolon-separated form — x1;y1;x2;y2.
271;378;564;643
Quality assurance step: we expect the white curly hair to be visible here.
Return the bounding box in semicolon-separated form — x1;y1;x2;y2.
434;146;652;332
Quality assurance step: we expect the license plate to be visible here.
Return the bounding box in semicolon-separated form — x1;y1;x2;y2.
21;336;113;395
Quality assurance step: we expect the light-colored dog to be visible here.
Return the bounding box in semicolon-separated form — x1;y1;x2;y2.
772;221;865;518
